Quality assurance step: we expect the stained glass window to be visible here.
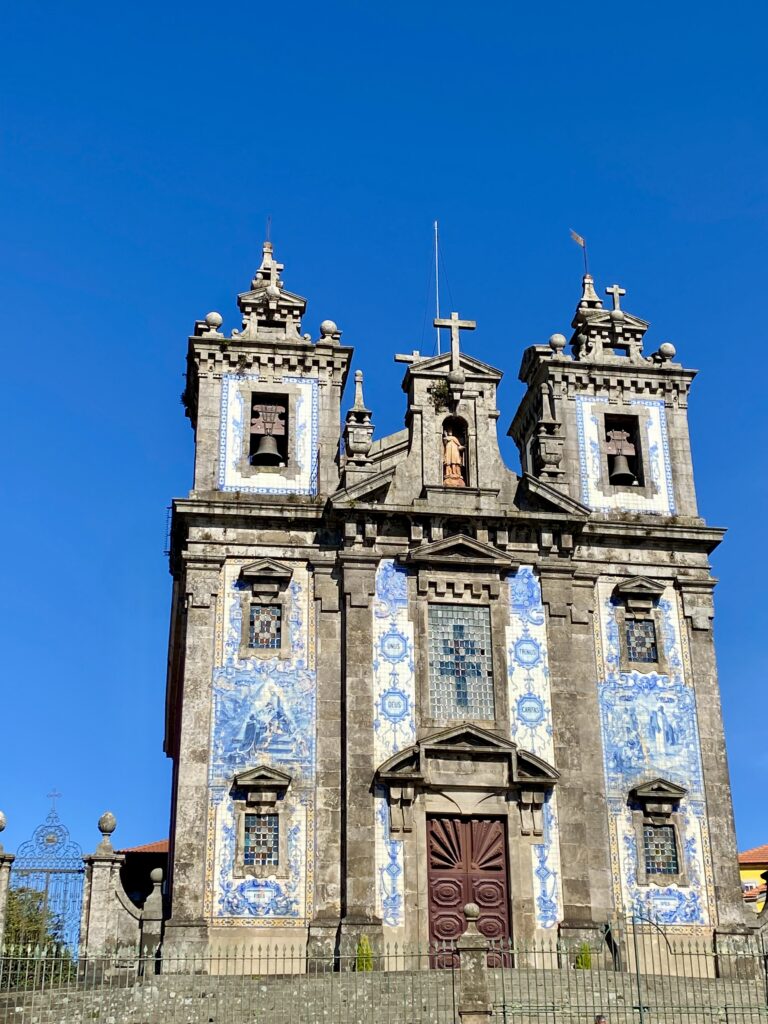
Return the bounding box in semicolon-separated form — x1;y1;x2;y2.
249;604;282;650
428;604;495;720
243;813;279;867
626;618;658;663
643;824;679;875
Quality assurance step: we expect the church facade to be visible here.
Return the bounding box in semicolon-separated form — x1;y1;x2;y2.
163;242;747;960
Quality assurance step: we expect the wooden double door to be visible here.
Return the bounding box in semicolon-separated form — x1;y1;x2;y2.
427;816;511;959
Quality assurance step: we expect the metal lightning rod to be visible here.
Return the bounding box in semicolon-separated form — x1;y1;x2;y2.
434;220;441;354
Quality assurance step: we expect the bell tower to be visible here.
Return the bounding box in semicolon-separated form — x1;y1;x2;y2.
509;275;698;518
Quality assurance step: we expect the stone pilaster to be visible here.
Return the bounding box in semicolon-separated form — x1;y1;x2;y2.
539;567;613;935
338;554;381;960
0;852;15;948
307;562;343;963
164;563;220;957
679;583;751;931
139;868;165;965
81;850;125;954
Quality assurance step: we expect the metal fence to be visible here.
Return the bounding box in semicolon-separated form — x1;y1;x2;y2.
1;925;766;1024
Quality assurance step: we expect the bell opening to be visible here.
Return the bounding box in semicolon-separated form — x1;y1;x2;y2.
249;393;289;467
604;414;643;487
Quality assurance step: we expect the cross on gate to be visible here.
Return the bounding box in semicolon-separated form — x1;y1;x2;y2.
47;788;63;811
605;284;626;311
434;311;476;371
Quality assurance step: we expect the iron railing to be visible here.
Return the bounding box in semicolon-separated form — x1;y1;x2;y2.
0;925;766;1024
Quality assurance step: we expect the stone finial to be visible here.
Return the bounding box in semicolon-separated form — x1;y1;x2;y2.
149;867;164;885
194;310;224;337
463;902;480;922
659;341;676;361
319;319;342;344
343;370;374;467
578;273;603;310
549;333;566;353
96;811;117;853
0;811;5;853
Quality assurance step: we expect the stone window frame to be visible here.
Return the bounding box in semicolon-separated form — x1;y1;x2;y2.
593;404;659;501
237;560;293;661
231;767;291;880
629;779;688;888
415;587;509;735
233;380;304;483
612;577;669;676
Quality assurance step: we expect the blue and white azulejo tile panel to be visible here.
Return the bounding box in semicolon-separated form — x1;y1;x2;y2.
372;560;415;931
218;373;319;495
595;580;714;926
506;567;563;930
204;563;316;927
575;396;676;515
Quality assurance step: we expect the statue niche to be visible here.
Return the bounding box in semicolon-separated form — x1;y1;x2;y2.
442;416;468;488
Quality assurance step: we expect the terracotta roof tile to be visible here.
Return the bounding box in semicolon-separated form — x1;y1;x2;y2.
116;840;169;854
738;843;768;865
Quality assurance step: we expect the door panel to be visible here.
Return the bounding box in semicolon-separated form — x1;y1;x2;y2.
427;817;511;965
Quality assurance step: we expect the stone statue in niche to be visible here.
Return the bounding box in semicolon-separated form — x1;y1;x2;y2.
443;428;466;487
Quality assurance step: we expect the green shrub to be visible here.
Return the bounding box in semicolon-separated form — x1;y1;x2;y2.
355;934;373;972
574;941;592;970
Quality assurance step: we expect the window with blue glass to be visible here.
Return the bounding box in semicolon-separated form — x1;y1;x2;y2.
428;604;495;720
626;618;658;663
249;604;282;650
243;813;279;868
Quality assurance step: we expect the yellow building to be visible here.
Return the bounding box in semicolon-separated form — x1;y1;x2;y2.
739;844;767;914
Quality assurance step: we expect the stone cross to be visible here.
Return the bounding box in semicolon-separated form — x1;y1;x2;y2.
434;311;476;372
605;284;626;311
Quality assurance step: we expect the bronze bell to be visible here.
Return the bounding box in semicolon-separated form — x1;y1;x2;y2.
251;434;282;465
609;453;636;485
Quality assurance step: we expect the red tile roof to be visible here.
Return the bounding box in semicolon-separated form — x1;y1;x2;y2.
738;844;768;865
116;840;169;854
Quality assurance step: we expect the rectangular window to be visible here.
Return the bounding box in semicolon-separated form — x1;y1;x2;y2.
249;393;289;466
243;813;279;867
643;824;679;876
604;413;644;487
626;619;658;663
249;604;282;650
428;604;495;720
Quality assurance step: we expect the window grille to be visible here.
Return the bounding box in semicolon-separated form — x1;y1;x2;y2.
643;823;679;875
249;604;282;650
428;604;495;720
626;618;658;663
243;813;279;868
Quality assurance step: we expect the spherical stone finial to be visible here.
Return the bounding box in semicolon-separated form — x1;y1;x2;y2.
265;284;281;300
549;333;566;353
659;341;676;361
0;811;6;833
150;867;164;884
463;902;480;921
447;368;466;386
319;319;338;338
98;811;117;837
205;311;223;329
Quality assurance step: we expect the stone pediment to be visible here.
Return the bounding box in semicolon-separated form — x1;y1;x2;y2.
240;559;293;593
614;576;666;599
405;351;503;382
233;764;292;807
517;474;591;516
375;724;558;838
331;465;396;505
631;778;687;802
400;534;514;570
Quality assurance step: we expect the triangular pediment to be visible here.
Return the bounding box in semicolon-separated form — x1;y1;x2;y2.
421;722;517;753
401;534;514;569
517;474;591;516
234;764;292;788
331;465;396;505
631;777;687;801
405;351;503;382
515;748;560;784
614;576;666;599
240;558;293;583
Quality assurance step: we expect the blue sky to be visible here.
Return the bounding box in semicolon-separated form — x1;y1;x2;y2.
1;1;765;858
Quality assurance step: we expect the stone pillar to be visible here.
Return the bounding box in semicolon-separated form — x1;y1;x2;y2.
139;868;164;972
307;562;343;964
456;904;491;1024
338;553;381;961
0;812;14;949
539;567;613;947
164;563;219;958
80;813;125;955
679;584;752;931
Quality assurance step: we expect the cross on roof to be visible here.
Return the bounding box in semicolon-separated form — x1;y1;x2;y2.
434;311;476;372
605;284;626;311
257;241;284;289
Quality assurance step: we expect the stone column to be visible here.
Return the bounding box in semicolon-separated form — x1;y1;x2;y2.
164;563;220;958
80;813;125;955
539;567;613;949
456;904;491;1024
679;584;751;932
338;553;381;961
139;868;165;972
307;562;343;963
0;812;14;949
